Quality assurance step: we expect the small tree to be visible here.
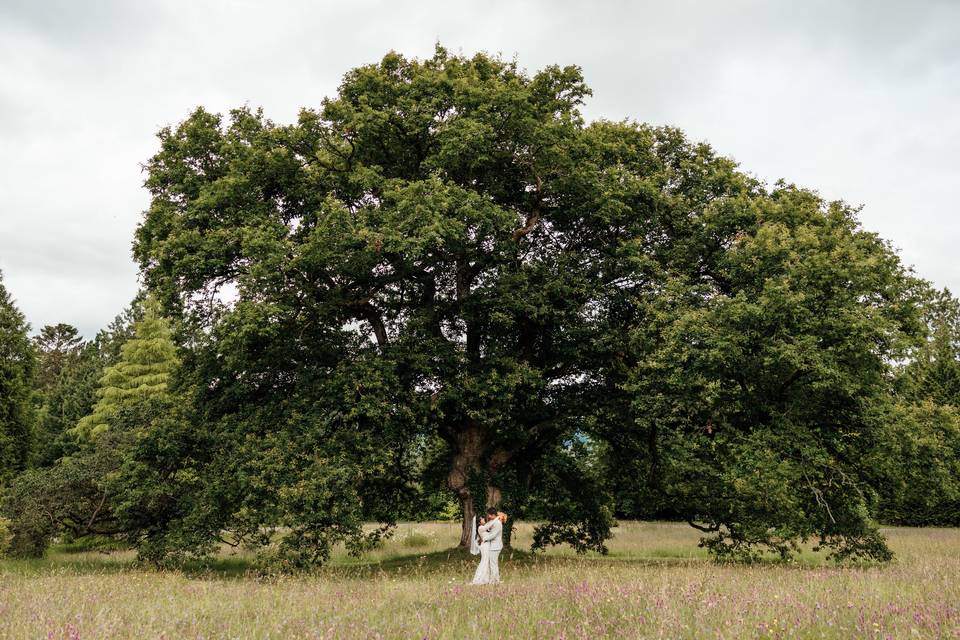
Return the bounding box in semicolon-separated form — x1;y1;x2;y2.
31;342;102;467
73;299;178;439
32;324;94;467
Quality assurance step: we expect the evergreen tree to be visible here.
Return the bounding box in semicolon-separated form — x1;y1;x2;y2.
74;298;178;438
30;305;141;467
32;324;88;466
0;270;36;485
33;324;84;393
31;342;103;467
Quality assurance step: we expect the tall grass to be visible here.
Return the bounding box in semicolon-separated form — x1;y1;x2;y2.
1;522;958;638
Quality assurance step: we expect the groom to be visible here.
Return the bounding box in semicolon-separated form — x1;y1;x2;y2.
477;506;503;583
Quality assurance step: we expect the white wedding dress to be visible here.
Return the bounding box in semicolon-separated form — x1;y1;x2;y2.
471;516;502;585
470;516;480;555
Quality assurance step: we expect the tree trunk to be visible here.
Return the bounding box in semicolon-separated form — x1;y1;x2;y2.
458;492;477;547
448;421;485;547
483;448;511;547
485;484;502;509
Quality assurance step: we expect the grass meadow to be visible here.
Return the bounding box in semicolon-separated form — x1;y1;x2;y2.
1;521;958;639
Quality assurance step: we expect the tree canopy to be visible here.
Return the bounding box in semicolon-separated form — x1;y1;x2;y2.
123;47;926;565
73;298;179;439
32;324;83;393
622;189;922;560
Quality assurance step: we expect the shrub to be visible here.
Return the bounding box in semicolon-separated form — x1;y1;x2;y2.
0;517;12;558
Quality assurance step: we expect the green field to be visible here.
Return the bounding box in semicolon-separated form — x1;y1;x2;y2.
1;522;958;639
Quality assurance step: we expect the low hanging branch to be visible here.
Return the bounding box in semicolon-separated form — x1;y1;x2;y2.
687;519;722;533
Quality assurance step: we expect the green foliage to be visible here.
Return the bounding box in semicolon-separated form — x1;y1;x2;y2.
101;397;208;564
619;186;921;562
0;516;11;558
128;46;923;566
400;483;462;522
868;288;960;526
528;438;616;555
0;439;119;557
0;270;36;486
32;324;83;393
29;305;141;468
0;302;182;559
31;337;100;467
895;288;960;405
870;401;960;525
73;298;178;439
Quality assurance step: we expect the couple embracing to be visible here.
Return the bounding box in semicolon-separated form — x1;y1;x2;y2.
470;506;506;585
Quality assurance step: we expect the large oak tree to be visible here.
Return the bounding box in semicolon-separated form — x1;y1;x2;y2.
132;47;920;564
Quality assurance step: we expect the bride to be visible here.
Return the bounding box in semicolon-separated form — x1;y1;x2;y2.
470;507;505;585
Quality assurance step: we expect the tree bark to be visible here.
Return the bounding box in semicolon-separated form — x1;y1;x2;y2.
459;493;477;548
484;448;511;547
485;484;502;508
448;421;486;547
484;448;511;510
484;483;510;549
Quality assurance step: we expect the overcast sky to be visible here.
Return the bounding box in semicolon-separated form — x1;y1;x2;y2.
1;0;958;338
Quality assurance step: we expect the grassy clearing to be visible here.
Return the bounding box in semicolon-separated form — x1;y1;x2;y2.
1;522;958;638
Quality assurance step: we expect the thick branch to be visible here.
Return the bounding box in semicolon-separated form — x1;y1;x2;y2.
778;368;809;396
512;210;541;241
687;519;722;533
456;260;486;361
512;175;543;241
351;301;388;347
85;492;109;531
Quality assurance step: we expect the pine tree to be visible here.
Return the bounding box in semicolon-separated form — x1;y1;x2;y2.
33;324;84;393
32;341;103;466
74;298;179;438
0;270;36;484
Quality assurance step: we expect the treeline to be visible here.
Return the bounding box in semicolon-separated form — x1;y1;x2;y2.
2;272;959;563
2;47;959;568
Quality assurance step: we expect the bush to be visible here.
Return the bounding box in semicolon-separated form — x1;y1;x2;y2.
435;499;461;523
0;438;123;558
0;517;12;558
54;535;129;554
